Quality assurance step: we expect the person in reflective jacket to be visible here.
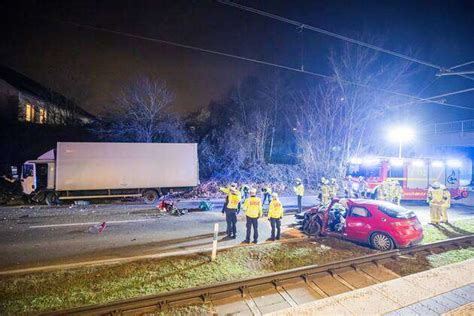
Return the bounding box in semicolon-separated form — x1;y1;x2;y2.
242;188;263;243
220;183;241;238
267;193;284;241
293;178;305;213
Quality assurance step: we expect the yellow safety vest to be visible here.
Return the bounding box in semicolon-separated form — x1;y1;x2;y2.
294;184;304;196
428;188;444;205
330;184;338;197
227;192;241;209
243;197;263;218
268;200;284;218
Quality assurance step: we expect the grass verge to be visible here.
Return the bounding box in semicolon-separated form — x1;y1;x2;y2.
0;238;371;315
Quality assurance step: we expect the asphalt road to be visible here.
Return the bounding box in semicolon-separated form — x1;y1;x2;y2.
0;195;472;270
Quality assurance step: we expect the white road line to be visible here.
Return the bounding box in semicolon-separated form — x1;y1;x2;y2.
29;219;155;229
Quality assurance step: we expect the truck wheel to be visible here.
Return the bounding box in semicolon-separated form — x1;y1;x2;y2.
143;189;159;204
45;192;60;206
370;232;394;251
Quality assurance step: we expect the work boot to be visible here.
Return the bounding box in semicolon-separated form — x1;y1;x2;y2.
231;235;236;239
267;238;275;241
252;240;258;244
276;236;280;240
242;240;250;244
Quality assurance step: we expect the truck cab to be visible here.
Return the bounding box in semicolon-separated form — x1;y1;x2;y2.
21;160;55;196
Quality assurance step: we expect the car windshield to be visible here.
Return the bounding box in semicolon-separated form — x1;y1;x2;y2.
378;202;416;219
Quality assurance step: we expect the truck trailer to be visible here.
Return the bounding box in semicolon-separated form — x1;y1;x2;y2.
20;142;199;205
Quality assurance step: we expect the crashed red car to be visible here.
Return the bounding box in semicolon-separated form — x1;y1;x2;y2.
298;198;423;251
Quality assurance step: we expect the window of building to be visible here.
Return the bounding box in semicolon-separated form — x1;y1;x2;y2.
39;107;47;124
25;104;35;122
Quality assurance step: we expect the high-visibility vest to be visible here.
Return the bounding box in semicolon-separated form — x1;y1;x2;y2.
268;199;284;218
243;197;262;218
227;192;241;209
294;184;304;196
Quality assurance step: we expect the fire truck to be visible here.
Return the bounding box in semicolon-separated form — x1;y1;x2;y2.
348;157;469;201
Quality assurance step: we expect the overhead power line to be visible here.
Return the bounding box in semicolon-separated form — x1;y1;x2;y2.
62;20;474;111
394;88;474;110
218;0;474;82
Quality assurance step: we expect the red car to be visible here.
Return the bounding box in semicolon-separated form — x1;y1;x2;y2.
299;198;423;251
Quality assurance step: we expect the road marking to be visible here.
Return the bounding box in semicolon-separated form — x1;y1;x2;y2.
29;219;155;229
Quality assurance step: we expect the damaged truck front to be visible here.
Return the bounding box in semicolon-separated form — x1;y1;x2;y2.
20;142;199;205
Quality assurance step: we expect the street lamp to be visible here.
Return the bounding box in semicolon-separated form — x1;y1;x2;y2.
388;126;415;158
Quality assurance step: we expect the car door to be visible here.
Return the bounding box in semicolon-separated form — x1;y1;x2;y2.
344;206;373;242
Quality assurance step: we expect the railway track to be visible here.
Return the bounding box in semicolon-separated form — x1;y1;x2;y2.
43;235;474;316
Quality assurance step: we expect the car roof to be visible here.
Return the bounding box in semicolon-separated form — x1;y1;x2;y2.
345;199;396;208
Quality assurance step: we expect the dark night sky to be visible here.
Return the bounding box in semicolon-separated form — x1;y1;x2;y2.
1;0;473;120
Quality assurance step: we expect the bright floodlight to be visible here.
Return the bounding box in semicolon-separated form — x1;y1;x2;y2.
363;158;380;166
447;159;462;167
388;126;415;142
432;160;444;168
388;126;415;158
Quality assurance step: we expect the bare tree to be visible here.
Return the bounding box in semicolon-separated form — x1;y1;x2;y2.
95;76;187;143
291;42;417;181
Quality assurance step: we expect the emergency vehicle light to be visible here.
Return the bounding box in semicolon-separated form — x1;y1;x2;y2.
431;160;444;167
412;160;425;167
447;159;462;167
390;158;404;166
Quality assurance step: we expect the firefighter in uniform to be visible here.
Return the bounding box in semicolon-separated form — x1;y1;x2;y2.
293;178;305;213
427;182;443;225
329;178;339;199
268;193;284;241
377;179;389;201
219;183;241;238
262;186;272;205
320;177;331;205
357;176;368;198
243;188;263;243
393;180;403;205
441;185;451;223
343;175;354;198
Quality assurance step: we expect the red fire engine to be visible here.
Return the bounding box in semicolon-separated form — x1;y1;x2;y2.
348;157;469;201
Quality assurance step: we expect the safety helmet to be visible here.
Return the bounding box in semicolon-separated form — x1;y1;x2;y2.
250;188;257;195
358;176;364;181
331;178;337;183
230;182;238;188
321;177;327;183
347;175;352;179
295;177;301;183
432;182;441;189
271;192;279;198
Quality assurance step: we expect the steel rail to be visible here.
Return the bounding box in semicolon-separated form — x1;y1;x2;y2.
42;234;474;316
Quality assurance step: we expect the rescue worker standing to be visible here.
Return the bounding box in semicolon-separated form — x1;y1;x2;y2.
441;185;451;223
343;176;354;198
241;184;250;201
393;181;403;205
268;193;284;241
357;176;368;198
293;178;304;213
262;186;272;205
243;188;263;243
377;179;389;201
219;183;241;239
329;178;339;199
320;177;331;205
427;182;443;225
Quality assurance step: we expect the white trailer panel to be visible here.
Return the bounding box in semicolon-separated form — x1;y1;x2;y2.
55;142;199;191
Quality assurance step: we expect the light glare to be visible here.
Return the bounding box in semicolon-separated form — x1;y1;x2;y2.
447;159;462;167
432;160;444;167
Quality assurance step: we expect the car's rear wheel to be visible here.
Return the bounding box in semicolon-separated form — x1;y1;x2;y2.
370;232;394;251
45;192;60;206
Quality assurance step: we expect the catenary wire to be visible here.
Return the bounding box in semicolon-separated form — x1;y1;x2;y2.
218;0;474;82
62;20;474;111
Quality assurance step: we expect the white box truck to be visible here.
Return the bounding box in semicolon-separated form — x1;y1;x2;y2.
20;142;199;205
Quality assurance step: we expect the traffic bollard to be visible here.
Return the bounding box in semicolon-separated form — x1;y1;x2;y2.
211;223;219;261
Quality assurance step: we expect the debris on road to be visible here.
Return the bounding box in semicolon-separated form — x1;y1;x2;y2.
87;222;107;234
